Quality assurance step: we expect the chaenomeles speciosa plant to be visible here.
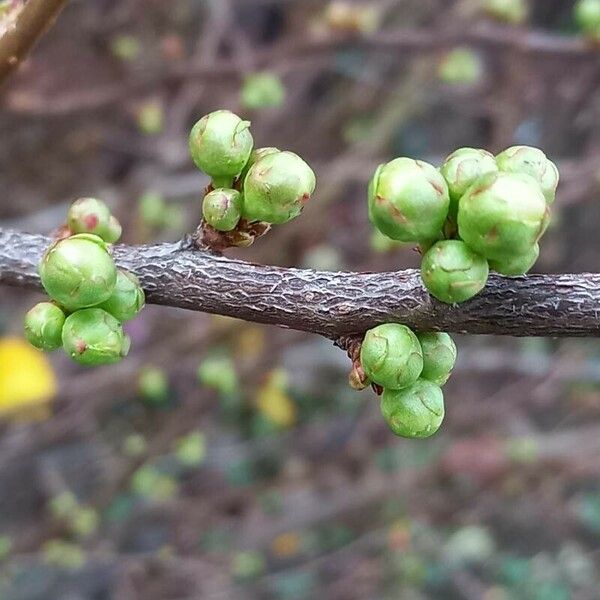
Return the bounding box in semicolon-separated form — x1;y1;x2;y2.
23;109;560;441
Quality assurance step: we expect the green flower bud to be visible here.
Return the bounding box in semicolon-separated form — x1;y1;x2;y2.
104;215;122;244
97;269;145;322
241;72;286;110
202;188;243;232
24;302;66;351
439;148;498;218
61;308;129;366
484;0;527;24
489;243;539;276
238;147;280;184
67;198;115;240
575;0;600;41
438;48;483;86
39;234;117;311
495;145;559;203
417;332;457;386
243;151;316;224
380;379;445;439
360;323;423;390
457;171;548;260
189;110;254;186
368;158;450;243
421;240;489;304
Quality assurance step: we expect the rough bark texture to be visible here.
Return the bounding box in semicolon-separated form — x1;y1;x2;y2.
2;228;600;338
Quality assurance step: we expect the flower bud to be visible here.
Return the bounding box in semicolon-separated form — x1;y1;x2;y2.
457;172;548;260
24;302;66;351
202;188;243;232
489;243;539;276
189;110;254;186
421;240;489;304
239;147;280;184
381;379;445;439
368;158;450;243
360;323;423;390
243;151;316;224
61;308;129;365
67;198;117;241
438;48;483;86
39;234;117;311
575;0;600;41
98;269;145;322
484;0;527;24
439;148;498;218
241;72;286;111
495;145;559;203
417;332;457;386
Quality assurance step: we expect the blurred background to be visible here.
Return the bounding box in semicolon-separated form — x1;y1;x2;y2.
0;1;599;598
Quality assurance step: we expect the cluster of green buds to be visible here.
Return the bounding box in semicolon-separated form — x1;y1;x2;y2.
575;0;600;42
188;110;316;235
483;0;527;24
24;199;145;365
357;324;456;439
368;145;558;304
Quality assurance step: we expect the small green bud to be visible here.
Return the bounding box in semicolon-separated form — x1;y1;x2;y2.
439;148;498;218
24;302;66;351
202;188;243;232
240;72;286;110
421;240;489;304
489;243;539;276
417;332;457;386
98;269;145;322
438;48;483;86
189;110;254;185
368;158;450;243
104;215;122;244
484;0;527;24
39;234;117;311
243;150;316;224
575;0;600;41
457;171;548;260
360;323;423;390
495;145;559;203
238;146;280;184
380;379;445;439
61;308;129;366
67;198;117;242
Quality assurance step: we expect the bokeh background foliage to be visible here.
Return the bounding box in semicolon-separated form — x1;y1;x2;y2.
0;1;599;599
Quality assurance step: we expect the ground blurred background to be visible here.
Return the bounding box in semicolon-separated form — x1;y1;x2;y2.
0;1;599;598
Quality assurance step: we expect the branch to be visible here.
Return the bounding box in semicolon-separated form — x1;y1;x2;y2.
0;0;68;83
1;227;599;338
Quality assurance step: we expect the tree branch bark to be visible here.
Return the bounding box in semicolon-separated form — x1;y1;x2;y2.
0;0;68;84
1;227;599;338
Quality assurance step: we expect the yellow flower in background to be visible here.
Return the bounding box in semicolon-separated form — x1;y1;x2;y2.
0;337;56;420
254;368;296;428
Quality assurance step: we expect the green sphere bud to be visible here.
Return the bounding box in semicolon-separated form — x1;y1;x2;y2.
98;269;145;322
381;379;445;439
575;0;600;41
189;110;254;186
484;0;527;24
489;243;539;276
360;323;423;390
421;240;489;304
238;147;280;184
39;234;117;311
62;308;129;365
202;188;242;232
439;148;498;218
438;48;483;86
368;158;450;243
241;72;286;110
495;145;559;203
457;171;548;260
67;197;121;243
104;215;122;244
417;332;457;386
24;302;66;351
243;151;316;224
